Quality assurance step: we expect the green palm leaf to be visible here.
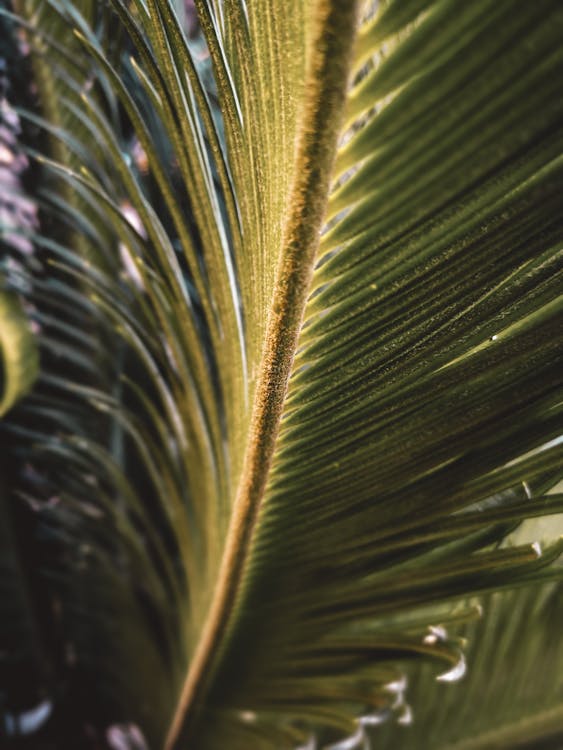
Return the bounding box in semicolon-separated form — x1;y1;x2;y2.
374;577;563;749
1;0;562;748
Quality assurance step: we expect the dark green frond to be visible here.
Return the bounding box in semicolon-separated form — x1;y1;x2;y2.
1;0;562;748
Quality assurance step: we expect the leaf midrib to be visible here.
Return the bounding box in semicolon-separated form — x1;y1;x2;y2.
164;2;360;747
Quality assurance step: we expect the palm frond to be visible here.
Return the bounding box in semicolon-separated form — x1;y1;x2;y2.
1;1;562;748
373;577;563;749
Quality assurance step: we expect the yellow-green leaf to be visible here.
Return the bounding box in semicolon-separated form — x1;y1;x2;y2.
0;291;38;417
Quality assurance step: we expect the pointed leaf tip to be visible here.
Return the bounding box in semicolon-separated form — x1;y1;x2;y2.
436;652;467;683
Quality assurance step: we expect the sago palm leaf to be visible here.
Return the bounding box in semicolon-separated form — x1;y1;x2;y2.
374;576;563;749
1;0;563;748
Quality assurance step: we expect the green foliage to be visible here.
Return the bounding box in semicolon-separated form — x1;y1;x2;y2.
0;292;38;416
374;578;563;749
1;1;562;748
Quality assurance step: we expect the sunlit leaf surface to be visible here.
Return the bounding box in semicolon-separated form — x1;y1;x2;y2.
1;1;562;748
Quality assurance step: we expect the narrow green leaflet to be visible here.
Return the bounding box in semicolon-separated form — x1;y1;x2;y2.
0;291;38;416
